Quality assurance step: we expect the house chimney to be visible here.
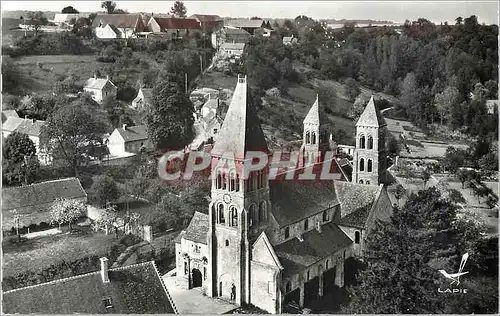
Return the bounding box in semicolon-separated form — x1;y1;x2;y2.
100;257;110;283
24;115;28;120
94;73;97;79
32;118;36;124
106;75;110;81
122;124;127;130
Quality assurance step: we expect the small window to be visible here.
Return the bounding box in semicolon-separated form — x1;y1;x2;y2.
284;226;290;239
367;159;373;172
285;281;291;293
184;262;188;275
304;219;309;230
225;239;229;247
355;231;360;244
103;297;113;309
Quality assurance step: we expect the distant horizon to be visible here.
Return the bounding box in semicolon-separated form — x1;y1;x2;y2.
1;1;498;25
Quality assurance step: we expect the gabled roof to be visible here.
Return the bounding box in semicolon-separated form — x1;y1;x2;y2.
189;14;221;22
2;177;87;211
175;211;209;245
13;119;46;137
2;261;175;314
252;232;283;270
221;42;246;50
223;28;251;36
115;125;148;142
92;14;143;29
1;117;24;132
303;94;328;125
107;23;121;36
226;19;264;29
84;77;116;90
2;110;19;123
133;88;153;105
211;76;269;159
335;180;381;222
152;17;201;30
356;95;387;127
275;222;352;279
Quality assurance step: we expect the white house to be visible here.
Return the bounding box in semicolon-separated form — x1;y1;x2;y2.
131;87;153;109
84;75;117;103
95;24;123;39
107;124;151;157
52;13;83;26
199;96;222;141
92;14;146;39
486;99;498;115
220;42;245;59
283;35;298;45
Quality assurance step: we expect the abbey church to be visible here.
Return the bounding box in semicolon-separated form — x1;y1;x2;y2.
174;76;393;313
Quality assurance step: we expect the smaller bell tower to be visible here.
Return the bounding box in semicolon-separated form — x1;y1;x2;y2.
300;94;330;167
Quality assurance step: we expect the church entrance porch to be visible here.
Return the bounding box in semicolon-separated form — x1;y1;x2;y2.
191;268;202;288
323;267;336;294
304;276;319;307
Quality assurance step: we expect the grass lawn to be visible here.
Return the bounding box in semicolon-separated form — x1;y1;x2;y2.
195;71;239;91
2;227;116;278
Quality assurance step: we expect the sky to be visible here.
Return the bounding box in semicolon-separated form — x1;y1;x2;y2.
1;1;499;25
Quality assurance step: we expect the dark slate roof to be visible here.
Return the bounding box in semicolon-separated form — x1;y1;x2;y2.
335;181;381;223
2;262;175;314
154;17;201;30
2;177;87;211
92;14;143;29
338;202;372;229
175;211;208;245
211;76;269;159
356;95;387;127
275;222;352;279
116;125;148;142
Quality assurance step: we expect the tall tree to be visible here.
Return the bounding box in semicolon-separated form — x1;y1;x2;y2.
27;11;48;35
61;6;79;13
90;174;120;207
344;77;361;101
434;86;460;126
146;76;194;151
170;0;187;18
40;100;108;177
2;132;40;186
101;1;116;14
50;198;86;231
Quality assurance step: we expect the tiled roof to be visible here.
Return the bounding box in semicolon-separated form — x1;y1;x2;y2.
116;125;148;142
153;17;201;30
2;110;19;123
221;42;246;50
189;14;221;22
356;95;387;127
13;119;46;137
226;19;264;29
334;181;381;220
84;77;116;90
338;203;372;229
211;76;269;159
275;222;352;279
175;212;208;244
2;261;174;314
92;14;143;29
2;177;87;211
303;94;328;126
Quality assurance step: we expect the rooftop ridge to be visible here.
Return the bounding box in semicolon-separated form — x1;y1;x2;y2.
109;260;152;271
3;177;82;191
3;271;100;294
151;261;179;314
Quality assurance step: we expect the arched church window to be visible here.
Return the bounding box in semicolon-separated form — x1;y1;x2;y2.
306;131;310;144
367;135;373;149
359;135;366;149
366;180;371;185
235;173;240;192
311;132;316;145
249;204;257;227
216;172;222;189
359;158;365;171
284;226;290;239
222;172;227;190
258;201;266;222
355;231;360;244
359;179;364;184
218;204;225;224
367;159;373;172
230;206;238;227
229;170;235;192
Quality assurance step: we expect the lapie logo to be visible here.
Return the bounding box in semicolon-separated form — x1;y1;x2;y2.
437;253;469;294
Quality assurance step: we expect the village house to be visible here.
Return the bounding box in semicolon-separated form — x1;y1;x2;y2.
2;177;87;232
131;87;153;109
92;14;146;39
189;14;223;33
173;76;393;313
198;96;223;141
225;18;266;35
147;17;201;39
51;13;84;27
283;34;298;45
2;109;19;123
220;42;246;59
84;75;117;103
211;27;251;50
486;99;498;115
2;260;175;314
1;116;51;164
107;124;151;157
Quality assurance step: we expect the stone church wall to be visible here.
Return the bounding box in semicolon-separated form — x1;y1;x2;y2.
250;261;279;313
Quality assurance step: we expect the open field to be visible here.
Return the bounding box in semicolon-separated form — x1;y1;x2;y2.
2;227;115;278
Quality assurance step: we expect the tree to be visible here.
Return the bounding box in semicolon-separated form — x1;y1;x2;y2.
390;184;406;207
27;11;48;34
448;188;466;205
348;93;368;121
129;156;156;201
50;198;86;231
92;205;119;236
387;134;401;157
2;132;40;186
91;175;120;207
61;6;79;13
421;168;431;188
434;86;460;125
101;1;116;14
344;78;361;101
40;101;108;177
146;76;194;151
455;16;463;25
441;146;467;173
170;0;187;18
472;185;490;204
456;168;469;188
2;57;24;94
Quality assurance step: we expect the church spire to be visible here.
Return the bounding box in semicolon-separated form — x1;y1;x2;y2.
211;75;269;159
303;94;328;126
356;95;387;128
